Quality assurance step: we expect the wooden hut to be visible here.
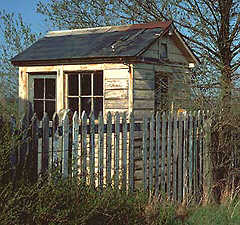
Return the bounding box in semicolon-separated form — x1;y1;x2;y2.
11;21;198;120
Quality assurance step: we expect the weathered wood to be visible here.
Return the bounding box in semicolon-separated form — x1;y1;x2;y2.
52;113;59;170
98;112;104;189
155;112;161;196
178;113;184;202
193;111;198;199
114;112;120;189
62;111;69;178
134;79;154;90
72;111;79;176
167;112;173;198
106;112;112;186
105;89;128;99
121;112;127;190
129;112;135;192
31;113;39;182
105;79;128;90
41;113;49;174
183;113;189;200
161;112;167;193
105;99;129;109
134;100;154;109
149;113;155;192
134;90;154;99
143;116;148;192
188;113;194;195
81;111;87;183
89;113;95;187
173;112;178;201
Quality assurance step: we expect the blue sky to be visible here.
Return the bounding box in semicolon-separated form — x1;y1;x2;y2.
1;0;48;34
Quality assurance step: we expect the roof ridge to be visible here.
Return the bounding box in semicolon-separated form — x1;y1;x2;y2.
45;21;172;37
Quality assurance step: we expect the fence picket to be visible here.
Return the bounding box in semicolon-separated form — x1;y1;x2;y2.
188;113;194;196
89;113;95;187
52;113;59;170
98;112;104;189
122;112;127;190
161;112;167;194
155;112;161;196
106;112;112;186
72;112;79;176
193;111;198;199
173;112;178;201
143;116;148;192
31;113;39;182
167;112;173;198
129;112;135;192
149;113;155;192
62;111;69;178
114;112;120;189
42;113;49;174
178;113;184;202
81;111;87;183
183;113;189;200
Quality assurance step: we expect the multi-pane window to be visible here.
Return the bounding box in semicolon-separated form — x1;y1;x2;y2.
32;76;56;120
68;71;103;117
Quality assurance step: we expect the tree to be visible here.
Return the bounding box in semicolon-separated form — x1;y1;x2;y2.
0;11;38;103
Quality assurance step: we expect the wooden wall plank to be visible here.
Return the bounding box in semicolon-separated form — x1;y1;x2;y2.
105;90;128;99
105;79;128;90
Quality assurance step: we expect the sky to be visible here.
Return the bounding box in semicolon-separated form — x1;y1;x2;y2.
0;0;48;34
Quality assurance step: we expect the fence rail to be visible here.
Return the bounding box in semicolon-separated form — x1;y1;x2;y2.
9;109;208;202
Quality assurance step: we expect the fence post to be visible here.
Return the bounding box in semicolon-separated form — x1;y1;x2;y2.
161;112;167;194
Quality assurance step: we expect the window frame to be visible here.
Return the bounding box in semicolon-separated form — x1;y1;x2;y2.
28;74;57;120
67;71;104;117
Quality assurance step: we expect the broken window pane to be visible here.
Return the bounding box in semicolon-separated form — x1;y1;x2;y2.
45;100;56;120
81;73;91;95
93;71;103;95
93;98;103;118
81;97;91;116
34;79;44;99
45;79;56;99
34;100;44;120
68;74;79;96
68;97;79;114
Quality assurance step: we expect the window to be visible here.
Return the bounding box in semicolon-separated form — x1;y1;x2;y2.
30;75;56;120
68;71;103;117
160;43;168;58
155;72;169;111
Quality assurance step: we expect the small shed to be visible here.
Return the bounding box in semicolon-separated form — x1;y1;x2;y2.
11;21;198;120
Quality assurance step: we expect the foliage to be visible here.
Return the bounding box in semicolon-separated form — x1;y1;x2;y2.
0;10;39;99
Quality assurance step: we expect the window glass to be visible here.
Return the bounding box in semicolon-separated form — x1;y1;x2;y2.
45;101;55;120
68;74;79;96
81;73;91;95
93;71;103;95
34;100;44;120
68;98;79;114
81;97;91;116
93;98;103;118
45;79;56;99
34;79;44;99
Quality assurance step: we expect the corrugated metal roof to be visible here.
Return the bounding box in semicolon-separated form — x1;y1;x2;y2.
11;21;172;65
